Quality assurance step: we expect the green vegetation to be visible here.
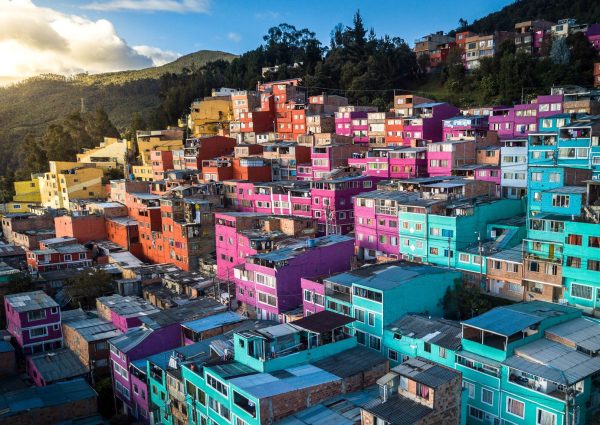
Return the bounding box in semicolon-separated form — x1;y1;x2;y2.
65;269;115;310
462;0;600;34
0;50;235;177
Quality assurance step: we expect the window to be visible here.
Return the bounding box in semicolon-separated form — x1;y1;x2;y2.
459;253;470;263
566;256;581;268
304;290;312;302
481;388;493;406
29;327;47;338
507;397;525;418
551;195;569;208
589;236;600;248
571;283;593;300
355;330;366;345
369;335;381;351
257;291;277;307
353;287;382;302
567;234;582;245
27;310;46;321
429;247;439;255
206;374;228;397
463;381;475;398
208;397;230;420
589;260;600;272
469;406;484;421
439;347;447;358
368;312;375;326
354;309;365;323
388;349;398;361
536;409;556;425
423;342;431;353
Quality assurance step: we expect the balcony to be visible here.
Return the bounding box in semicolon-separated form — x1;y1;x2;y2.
508;369;569;400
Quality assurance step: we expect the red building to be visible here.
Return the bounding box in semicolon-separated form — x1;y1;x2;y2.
27;237;91;272
239;110;274;134
202;158;234;182
183;136;236;170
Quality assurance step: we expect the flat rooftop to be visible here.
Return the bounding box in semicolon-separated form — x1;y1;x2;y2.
5;291;58;312
387;315;462;351
27;349;88;383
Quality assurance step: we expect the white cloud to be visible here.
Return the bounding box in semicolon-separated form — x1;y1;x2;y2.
227;32;241;43
134;45;180;66
83;0;210;13
0;0;181;84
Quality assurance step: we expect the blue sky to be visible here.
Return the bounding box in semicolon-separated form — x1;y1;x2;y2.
0;0;512;83
36;0;513;55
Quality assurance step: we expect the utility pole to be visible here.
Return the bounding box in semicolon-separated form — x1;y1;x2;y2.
476;231;483;290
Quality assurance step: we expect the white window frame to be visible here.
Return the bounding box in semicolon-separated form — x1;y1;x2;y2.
481;387;493;406
506;397;525;419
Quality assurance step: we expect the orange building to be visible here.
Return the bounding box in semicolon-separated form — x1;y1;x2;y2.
232;157;272;181
105;217;143;259
183;136;236;170
54;215;106;243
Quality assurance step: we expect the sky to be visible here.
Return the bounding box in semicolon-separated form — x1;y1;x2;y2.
0;0;514;84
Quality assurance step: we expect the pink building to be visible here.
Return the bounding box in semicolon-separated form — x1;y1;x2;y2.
334;106;377;144
310;143;365;180
401;102;460;146
4;291;62;355
310;175;379;234
300;277;326;316
427;140;476;177
354;191;421;260
442;116;489;140
214;212;316;280
349;147;428;179
232;234;354;321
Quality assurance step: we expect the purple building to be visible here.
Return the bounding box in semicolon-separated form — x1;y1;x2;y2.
587;23;600;51
401;102;460;145
4;291;62;355
335;106;377;144
489;95;563;139
96;295;160;333
233;234;354;321
108;298;226;419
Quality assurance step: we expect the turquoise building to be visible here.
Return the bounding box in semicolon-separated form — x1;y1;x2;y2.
378;301;600;425
398;198;524;268
321;262;462;354
180;310;387;425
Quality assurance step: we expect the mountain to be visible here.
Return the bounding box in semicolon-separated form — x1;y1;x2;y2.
0;50;236;172
464;0;600;34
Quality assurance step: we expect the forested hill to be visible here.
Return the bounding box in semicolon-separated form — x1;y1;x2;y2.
464;0;600;34
0;50;236;174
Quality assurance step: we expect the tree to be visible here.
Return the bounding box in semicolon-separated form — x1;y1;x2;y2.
458;18;468;30
85;108;120;147
65;269;115;309
17;134;49;180
550;37;571;65
441;281;493;321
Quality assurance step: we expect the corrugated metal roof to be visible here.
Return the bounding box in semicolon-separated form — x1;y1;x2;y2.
313;347;386;378
5;291;58;312
362;393;432;425
545;317;600;353
230;363;340;399
462;307;542;336
182;311;244;333
28;349;88;383
0;379;96;418
387;315;462;350
391;358;460;388
509;338;600;384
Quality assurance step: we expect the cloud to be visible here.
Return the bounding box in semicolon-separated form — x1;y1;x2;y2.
227;32;241;43
133;45;180;66
0;0;181;84
83;0;210;13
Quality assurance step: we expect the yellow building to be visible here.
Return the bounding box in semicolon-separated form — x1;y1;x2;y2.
189;97;233;137
39;161;105;210
76;137;129;170
5;177;42;213
136;129;184;166
131;165;154;182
